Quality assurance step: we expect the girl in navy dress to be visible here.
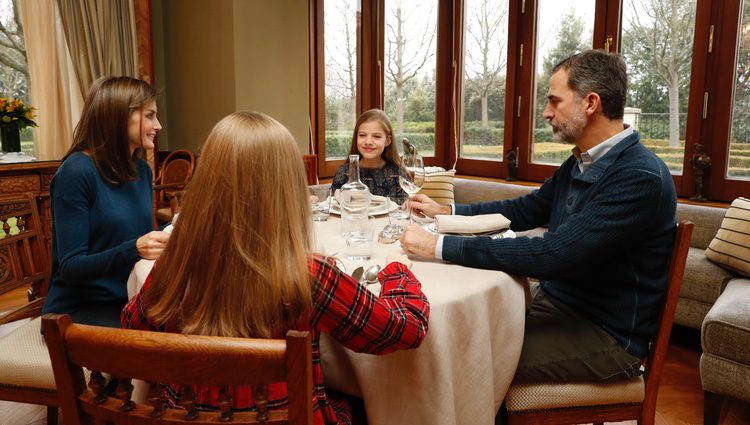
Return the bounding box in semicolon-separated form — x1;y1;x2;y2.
330;109;405;197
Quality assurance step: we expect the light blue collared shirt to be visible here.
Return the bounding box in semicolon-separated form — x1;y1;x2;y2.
572;125;633;173
434;125;633;259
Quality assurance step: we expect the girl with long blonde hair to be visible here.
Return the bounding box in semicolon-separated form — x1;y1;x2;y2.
123;111;429;424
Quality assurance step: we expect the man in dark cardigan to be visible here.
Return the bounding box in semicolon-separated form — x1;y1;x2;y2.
400;50;677;383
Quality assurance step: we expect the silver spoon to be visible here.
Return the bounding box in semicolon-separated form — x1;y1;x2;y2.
362;264;381;285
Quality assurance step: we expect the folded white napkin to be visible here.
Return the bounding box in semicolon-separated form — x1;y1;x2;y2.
333;190;387;207
435;213;511;234
370;195;387;206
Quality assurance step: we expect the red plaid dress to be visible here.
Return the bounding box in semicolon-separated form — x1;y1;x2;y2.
121;255;429;425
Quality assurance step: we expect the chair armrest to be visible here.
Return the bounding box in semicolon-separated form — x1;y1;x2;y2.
0;297;45;325
153;182;187;191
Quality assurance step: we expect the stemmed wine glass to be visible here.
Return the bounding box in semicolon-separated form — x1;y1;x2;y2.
398;153;425;223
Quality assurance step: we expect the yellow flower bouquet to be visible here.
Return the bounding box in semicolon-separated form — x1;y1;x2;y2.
0;97;37;153
0;97;37;129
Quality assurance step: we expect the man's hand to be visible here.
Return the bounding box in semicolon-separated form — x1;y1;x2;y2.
409;194;451;218
400;224;438;259
136;231;170;260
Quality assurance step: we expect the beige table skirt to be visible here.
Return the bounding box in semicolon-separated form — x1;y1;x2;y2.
128;216;526;425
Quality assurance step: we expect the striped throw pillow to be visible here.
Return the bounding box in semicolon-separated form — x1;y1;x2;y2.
417;167;455;205
706;197;750;277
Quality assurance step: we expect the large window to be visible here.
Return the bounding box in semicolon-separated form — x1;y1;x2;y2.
0;0;33;155
530;0;595;166
384;0;438;156
323;0;360;161
728;1;750;179
621;0;697;175
311;0;750;202
460;0;508;161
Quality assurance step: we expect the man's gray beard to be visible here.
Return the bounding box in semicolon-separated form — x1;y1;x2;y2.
552;131;576;145
551;109;586;145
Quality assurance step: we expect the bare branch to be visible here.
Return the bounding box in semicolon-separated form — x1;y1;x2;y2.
0;49;28;75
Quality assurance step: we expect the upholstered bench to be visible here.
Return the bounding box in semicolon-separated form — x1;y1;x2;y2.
672;203;736;329
700;278;750;424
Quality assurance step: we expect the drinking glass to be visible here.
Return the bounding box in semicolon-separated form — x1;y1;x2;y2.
344;217;374;262
388;194;410;234
398;154;425;222
310;187;332;222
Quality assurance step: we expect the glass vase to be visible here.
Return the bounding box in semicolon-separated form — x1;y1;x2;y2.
1;123;21;153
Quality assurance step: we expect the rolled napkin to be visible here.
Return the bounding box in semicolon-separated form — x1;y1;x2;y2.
435;213;511;235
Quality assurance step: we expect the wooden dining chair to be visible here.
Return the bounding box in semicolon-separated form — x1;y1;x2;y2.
42;313;314;424
302;154;318;185
153;149;196;224
502;220;694;425
0;192;58;425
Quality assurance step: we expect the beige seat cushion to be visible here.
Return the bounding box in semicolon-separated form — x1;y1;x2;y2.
0;317;55;390
706;197;750;277
505;377;644;412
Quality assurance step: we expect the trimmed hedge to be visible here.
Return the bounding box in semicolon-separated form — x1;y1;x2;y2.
325;130;436;157
463;127;503;146
399;133;435;153
401;121;435;133
323;130;750;176
325;132;352;158
533;127;554;142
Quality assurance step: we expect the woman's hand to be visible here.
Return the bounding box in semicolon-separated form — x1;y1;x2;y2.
408;194;451;218
386;253;412;269
136;231;170;260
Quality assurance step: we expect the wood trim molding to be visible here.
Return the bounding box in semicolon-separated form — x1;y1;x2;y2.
133;0;156;158
133;0;153;85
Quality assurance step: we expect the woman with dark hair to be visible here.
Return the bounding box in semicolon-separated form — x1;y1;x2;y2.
42;76;170;328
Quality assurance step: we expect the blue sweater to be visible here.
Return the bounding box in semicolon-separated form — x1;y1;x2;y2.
42;152;153;325
443;132;677;358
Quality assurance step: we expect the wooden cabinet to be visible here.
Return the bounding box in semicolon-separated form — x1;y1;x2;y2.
0;161;61;256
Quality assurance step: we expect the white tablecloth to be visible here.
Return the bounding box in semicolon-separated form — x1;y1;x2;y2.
128;216;526;425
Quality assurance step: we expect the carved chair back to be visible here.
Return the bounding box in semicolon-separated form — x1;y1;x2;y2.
42;314;314;425
0;193;56;425
302;154;318;185
0;192;49;302
155;150;195;201
153;150;196;225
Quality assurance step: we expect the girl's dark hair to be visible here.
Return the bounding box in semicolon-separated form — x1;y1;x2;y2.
348;109;400;166
65;76;157;184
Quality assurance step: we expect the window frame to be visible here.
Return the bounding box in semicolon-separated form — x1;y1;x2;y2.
310;0;750;202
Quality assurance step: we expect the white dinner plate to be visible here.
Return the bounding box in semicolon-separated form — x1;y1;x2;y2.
329;197;398;216
425;223;516;239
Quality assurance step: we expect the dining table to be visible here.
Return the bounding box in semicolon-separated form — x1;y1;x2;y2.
127;214;527;425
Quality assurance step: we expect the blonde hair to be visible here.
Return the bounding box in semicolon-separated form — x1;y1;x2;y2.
146;111;312;338
348;109;400;166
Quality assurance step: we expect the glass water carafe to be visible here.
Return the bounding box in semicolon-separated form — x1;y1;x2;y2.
340;155;371;237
